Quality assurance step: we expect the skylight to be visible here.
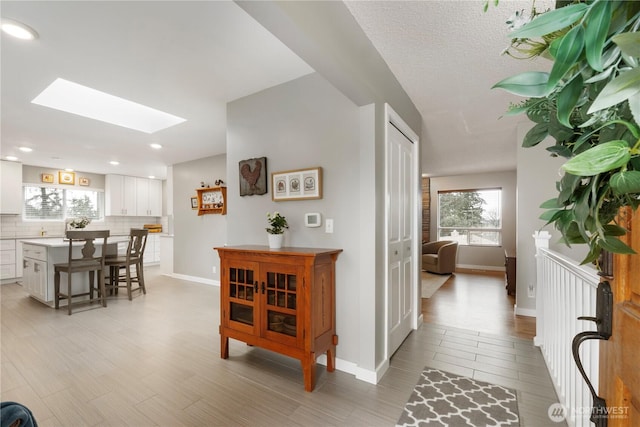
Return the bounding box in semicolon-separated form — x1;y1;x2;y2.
31;78;186;134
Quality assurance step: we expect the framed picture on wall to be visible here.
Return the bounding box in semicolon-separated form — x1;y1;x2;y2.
239;157;267;196
79;177;90;186
41;173;54;183
58;171;75;185
191;197;198;210
272;167;322;201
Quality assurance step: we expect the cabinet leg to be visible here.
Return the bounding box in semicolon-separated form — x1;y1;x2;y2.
221;335;229;359
326;346;336;372
302;354;316;392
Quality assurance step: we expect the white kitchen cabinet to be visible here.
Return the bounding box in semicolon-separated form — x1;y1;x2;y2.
0;160;22;214
144;234;161;264
105;174;137;216
22;243;48;301
136;178;162;216
1;240;17;280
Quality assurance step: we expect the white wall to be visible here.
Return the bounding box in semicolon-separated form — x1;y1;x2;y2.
429;171;517;270
172;155;227;282
516;123;589;314
226;73;367;368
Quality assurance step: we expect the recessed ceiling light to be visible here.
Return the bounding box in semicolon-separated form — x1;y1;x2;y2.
5;156;18;161
1;18;38;40
148;175;156;179
110;161;120;166
150;143;162;149
19;147;33;152
32;78;187;134
65;168;74;172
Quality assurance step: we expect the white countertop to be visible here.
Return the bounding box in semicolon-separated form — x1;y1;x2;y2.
20;236;130;248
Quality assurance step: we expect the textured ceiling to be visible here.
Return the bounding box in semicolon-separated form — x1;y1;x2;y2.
345;0;553;177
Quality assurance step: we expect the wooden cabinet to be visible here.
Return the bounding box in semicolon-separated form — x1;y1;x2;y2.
215;246;342;391
505;250;516;296
0;160;22;215
196;186;226;215
105;174;137;216
1;240;17;281
23;243;49;302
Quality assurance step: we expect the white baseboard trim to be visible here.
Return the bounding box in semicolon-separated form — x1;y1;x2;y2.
456;263;505;272
534;336;543;347
515;305;536;317
315;355;383;385
170;273;219;287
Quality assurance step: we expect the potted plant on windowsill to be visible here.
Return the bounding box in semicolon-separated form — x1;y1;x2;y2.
491;0;640;266
266;211;288;249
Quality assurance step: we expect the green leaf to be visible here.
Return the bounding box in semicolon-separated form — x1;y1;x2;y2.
539;209;561;222
612;32;640;58
584;66;614;84
598;235;636;254
509;3;588;39
540;198;562;209
580;242;602;265
547;25;585;90
629;91;640;127
492;72;550;97
610;170;640;195
557;74;584;128
584;0;611;72
588;67;640;114
523;123;549;147
602;224;628;237
562;140;631;176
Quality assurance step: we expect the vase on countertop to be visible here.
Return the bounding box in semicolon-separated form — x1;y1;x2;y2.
268;233;283;249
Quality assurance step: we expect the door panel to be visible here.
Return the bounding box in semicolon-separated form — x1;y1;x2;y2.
599;207;640;426
387;123;414;355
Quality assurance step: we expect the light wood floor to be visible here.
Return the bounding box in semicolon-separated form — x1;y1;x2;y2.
421;271;537;340
1;267;560;426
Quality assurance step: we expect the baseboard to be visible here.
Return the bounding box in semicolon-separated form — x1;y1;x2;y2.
170;273;219;287
315;355;384;385
515;305;536;317
456;263;505;272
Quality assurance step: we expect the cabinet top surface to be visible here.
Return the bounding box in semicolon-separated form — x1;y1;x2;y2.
215;245;342;257
20;236;129;248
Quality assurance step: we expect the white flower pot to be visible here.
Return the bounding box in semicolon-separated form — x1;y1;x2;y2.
268;233;283;249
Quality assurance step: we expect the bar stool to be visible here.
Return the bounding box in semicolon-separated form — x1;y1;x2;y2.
54;230;110;315
105;228;148;300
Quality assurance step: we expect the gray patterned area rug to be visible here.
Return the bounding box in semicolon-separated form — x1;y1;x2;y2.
397;368;519;427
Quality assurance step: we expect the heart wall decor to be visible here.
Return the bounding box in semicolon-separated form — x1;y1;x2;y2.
239;157;267;196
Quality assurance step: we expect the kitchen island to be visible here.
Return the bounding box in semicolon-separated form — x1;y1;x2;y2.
20;236;128;306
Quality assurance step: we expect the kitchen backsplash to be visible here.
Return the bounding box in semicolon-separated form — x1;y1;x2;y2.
0;215;168;238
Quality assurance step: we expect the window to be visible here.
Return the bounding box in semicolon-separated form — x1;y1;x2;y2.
23;185;104;221
437;188;502;246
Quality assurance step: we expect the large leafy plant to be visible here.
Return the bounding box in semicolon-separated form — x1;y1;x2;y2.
492;0;640;265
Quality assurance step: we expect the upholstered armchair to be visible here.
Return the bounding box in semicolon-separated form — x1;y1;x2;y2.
422;240;458;274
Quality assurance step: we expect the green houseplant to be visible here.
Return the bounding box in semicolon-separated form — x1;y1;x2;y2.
266;211;288;249
491;0;640;265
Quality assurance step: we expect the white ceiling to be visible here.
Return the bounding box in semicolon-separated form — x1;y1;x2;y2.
0;1;313;179
1;1;550;180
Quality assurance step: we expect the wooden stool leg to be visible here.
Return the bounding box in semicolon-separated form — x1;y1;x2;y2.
67;272;73;315
54;270;60;309
99;269;107;307
126;265;132;300
89;271;95;303
138;261;146;295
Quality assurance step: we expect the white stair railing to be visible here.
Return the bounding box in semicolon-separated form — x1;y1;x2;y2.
533;231;600;427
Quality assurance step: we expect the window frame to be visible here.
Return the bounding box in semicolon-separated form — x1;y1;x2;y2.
437;188;503;247
22;183;105;222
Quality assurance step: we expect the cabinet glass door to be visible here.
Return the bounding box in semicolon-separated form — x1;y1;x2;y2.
264;266;300;339
228;264;257;327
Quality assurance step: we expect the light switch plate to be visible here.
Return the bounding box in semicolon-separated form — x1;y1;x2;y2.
325;218;334;233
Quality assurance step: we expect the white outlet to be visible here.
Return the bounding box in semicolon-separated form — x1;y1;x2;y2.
528;284;535;298
325;218;334;233
212;266;217;274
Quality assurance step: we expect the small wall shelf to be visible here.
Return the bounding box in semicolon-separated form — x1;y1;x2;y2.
196;186;227;215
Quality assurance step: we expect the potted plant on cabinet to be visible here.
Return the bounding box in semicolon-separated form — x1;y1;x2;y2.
266;211;288;249
491;0;640;266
